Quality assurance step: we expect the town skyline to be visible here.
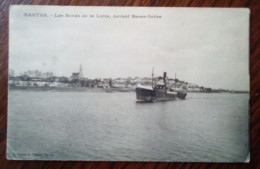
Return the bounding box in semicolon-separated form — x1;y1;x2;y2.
9;65;249;92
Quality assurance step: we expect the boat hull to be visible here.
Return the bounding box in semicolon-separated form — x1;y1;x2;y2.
136;87;156;102
136;87;177;102
177;91;187;99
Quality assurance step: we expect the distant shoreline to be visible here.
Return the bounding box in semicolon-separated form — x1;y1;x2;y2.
8;86;135;93
8;86;249;94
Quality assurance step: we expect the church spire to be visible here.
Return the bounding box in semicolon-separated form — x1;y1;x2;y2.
79;64;83;79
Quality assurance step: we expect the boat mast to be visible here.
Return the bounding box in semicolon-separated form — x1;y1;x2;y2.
152;67;154;88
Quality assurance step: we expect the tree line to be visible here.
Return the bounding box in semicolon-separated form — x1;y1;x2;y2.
9;69;55;79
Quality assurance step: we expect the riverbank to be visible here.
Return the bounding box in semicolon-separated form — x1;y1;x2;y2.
8;86;135;92
8;85;249;94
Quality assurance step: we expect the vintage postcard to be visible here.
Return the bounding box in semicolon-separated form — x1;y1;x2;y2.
8;6;250;162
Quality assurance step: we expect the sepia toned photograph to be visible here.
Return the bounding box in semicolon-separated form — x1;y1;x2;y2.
7;6;249;162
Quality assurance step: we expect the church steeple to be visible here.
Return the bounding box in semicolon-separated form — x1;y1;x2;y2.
79;64;83;79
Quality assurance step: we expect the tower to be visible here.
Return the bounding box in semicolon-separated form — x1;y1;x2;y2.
79;64;83;79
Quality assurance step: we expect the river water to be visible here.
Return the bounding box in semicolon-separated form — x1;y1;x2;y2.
7;90;249;162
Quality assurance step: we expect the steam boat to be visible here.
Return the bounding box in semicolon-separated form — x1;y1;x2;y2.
135;71;187;102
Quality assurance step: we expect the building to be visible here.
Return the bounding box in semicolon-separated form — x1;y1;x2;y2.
71;64;84;81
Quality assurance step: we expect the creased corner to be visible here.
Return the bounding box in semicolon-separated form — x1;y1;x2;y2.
244;153;250;163
6;143;20;160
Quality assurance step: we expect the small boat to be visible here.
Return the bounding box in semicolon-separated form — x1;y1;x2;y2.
177;91;187;100
169;87;187;100
135;71;187;102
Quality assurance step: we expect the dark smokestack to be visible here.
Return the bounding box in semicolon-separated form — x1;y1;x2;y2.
163;72;166;78
163;72;166;87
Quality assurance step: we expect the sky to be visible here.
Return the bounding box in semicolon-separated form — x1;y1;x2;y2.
9;6;250;91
